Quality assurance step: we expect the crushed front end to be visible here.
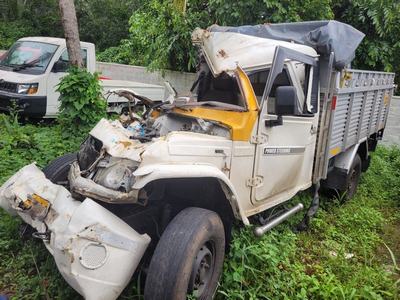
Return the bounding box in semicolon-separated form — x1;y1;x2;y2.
0;163;150;300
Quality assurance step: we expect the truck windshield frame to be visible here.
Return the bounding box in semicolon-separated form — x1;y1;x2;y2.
0;41;59;75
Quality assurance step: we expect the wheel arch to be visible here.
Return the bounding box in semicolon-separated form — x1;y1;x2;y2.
322;143;363;191
133;164;249;226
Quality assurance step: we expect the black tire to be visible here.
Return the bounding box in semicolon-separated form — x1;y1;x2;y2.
144;207;225;300
343;154;362;200
42;153;77;186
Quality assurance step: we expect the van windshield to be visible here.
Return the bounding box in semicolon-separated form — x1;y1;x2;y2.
0;41;58;74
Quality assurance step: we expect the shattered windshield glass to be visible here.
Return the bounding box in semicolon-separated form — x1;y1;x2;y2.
186;62;247;111
0;41;58;74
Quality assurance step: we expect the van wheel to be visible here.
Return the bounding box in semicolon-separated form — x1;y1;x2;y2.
144;207;225;300
343;154;362;200
42;153;77;186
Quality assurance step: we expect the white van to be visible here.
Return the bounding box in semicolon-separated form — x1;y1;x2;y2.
0;37;165;118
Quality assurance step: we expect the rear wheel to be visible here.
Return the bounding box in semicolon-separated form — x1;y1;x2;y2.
342;154;362;201
144;207;225;300
42;153;77;186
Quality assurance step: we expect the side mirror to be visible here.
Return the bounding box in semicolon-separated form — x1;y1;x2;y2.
265;86;297;127
51;60;68;73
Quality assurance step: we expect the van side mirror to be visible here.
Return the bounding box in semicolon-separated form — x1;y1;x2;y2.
265;86;297;127
51;60;68;73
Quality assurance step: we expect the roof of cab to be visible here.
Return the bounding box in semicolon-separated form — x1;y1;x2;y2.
192;29;318;75
18;37;94;49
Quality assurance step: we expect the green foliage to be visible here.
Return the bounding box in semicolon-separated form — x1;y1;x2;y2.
0;20;35;49
97;39;142;65
76;0;142;51
0;0;140;52
128;0;206;71
108;0;333;72
209;0;333;25
334;0;400;93
0;115;87;185
0;114;86;300
20;0;63;38
57;67;106;131
2;0;399;87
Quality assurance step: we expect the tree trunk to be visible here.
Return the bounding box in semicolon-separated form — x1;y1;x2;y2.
58;0;83;68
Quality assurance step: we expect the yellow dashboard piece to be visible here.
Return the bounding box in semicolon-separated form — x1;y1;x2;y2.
172;67;259;141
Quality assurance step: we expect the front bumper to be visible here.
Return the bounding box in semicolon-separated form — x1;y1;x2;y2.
0;164;151;300
0;91;46;117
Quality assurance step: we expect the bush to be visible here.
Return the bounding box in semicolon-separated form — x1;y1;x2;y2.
57;67;107;131
105;0;333;72
96;39;141;65
0;20;36;50
128;0;203;71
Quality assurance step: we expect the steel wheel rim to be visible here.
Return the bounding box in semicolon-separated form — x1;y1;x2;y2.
188;242;215;298
347;166;359;197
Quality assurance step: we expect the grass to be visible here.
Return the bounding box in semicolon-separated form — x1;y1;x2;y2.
0;114;399;299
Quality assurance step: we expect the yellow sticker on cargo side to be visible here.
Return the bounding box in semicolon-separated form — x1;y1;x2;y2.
384;93;390;106
329;146;341;157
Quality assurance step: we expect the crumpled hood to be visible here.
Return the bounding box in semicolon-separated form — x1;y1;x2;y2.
89;118;150;162
90;119;232;168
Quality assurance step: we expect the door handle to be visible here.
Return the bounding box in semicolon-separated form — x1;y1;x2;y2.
265;115;283;127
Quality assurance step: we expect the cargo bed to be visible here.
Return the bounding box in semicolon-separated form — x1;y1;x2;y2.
314;68;395;181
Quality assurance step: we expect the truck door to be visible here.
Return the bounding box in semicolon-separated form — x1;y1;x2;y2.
251;47;319;205
46;48;88;116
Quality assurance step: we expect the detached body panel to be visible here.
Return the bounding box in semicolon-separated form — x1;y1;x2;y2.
0;164;150;300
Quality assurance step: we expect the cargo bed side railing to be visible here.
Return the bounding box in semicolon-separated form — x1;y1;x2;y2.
328;70;395;158
313;67;395;182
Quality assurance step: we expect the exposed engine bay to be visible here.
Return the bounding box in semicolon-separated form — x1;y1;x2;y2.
68;90;231;206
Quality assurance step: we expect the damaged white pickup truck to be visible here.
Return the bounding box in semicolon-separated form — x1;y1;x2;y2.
0;21;396;300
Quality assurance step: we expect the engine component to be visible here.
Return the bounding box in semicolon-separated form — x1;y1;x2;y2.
92;156;138;193
68;161;145;204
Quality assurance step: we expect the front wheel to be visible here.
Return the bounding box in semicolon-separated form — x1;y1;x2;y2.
42;153;77;186
144;207;226;300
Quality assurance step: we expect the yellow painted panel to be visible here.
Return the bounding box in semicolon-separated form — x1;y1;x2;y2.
171;67;259;141
173;107;258;141
329;146;341;157
235;67;259;112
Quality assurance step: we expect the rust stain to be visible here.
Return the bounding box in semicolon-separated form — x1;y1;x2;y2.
217;49;228;59
118;141;132;148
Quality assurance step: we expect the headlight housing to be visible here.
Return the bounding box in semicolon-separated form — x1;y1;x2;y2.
17;83;38;94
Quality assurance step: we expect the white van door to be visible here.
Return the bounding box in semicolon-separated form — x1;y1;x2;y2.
251;47;319;206
46;49;88;117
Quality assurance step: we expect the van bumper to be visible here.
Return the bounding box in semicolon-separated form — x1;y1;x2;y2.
0;91;46;117
0;163;151;300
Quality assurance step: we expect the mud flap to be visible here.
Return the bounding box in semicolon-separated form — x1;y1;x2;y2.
0;164;151;300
